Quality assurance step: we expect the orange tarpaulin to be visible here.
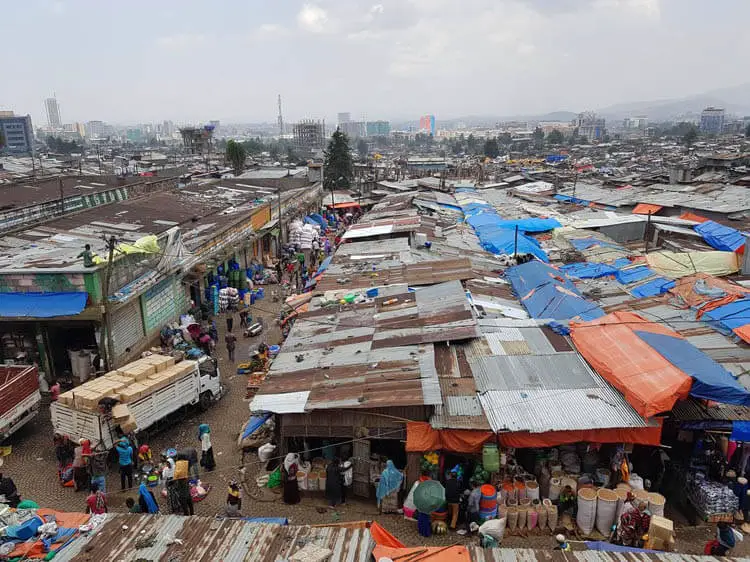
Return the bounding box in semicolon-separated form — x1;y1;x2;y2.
679;211;709;223
374;545;472;562
9;509;89;559
633;203;663;215
405;422;494;453
328;202;360;209
670;273;750;313
734;325;750;345
369;522;405;548
498;420;663;448
570;311;692;418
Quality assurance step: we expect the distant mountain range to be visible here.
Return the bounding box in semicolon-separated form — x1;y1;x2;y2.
434;83;750;127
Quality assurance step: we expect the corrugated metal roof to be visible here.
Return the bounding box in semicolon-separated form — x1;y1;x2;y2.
471;353;599;393
56;515;374;562
671;397;750;422
469;547;733;561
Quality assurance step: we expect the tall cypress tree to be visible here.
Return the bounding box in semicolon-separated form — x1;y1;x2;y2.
323;128;353;190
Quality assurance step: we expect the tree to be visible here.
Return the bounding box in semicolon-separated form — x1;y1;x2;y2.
225;140;247;175
682;125;698;150
546;129;565;145
286;145;298;162
483;138;500;158
323;128;353;190
356;138;368;160
532;127;545;149
466;134;478;154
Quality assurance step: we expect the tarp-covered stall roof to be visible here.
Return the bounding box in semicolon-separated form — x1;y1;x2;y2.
695;220;746;252
0;291;88;318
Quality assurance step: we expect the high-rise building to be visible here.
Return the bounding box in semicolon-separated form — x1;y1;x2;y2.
419;114;436;136
366;120;391;137
340;121;365;139
700;107;725;135
85;120;107;138
0;112;34;153
574;112;606;141
337;112;351;126
44;96;62;129
623;116;648;130
293;119;325;151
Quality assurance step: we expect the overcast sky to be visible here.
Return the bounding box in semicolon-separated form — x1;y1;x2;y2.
3;0;748;125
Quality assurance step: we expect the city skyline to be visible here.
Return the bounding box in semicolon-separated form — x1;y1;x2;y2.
3;0;749;126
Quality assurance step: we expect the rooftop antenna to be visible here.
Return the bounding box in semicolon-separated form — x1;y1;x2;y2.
277;94;284;136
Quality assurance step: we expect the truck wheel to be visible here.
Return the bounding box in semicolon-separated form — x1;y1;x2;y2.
199;391;212;411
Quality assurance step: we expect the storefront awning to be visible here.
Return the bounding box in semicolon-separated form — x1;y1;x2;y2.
328;202;360;209
497;421;663;449
406;422;493;454
0;292;88;318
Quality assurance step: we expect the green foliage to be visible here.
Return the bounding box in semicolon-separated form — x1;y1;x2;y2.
483;138;500;158
532;127;545;149
241;138;265;155
323;128;353;190
226;140;247;175
0;129;5;150
682;125;699;148
546;129;565;145
46;136;80;154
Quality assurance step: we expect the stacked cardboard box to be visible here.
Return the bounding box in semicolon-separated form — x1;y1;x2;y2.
58;355;196;410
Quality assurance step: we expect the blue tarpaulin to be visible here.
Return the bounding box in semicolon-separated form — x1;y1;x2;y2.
732;421;750;442
315;255;333;277
570;237;624;251
584;542;658;553
240;517;289;525
506;261;605;321
0;292;88;318
475;217;561;233
630;277;676;298
702;298;750;336
560;262;618;279
695;221;746;252
481;229;548;262
635;330;750;406
614;265;654;284
241;413;272;440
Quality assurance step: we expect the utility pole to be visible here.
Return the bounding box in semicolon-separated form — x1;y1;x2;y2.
644;211;652;254
277;187;283;257
102;235;117;370
58;177;64;214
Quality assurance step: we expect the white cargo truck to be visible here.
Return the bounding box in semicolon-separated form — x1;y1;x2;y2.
0;365;42;442
51;355;222;449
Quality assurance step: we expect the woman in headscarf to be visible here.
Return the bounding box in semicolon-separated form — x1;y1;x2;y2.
377;460;404;514
617;496;649;546
72;439;91;492
325;458;343;507
198;424;215;471
282;453;301;505
225;480;242;517
138;482;159;514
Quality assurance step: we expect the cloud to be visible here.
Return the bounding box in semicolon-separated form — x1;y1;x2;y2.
50;1;65;15
298;4;329;33
156;33;208;51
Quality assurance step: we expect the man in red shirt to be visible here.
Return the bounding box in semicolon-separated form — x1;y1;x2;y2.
86;484;107;515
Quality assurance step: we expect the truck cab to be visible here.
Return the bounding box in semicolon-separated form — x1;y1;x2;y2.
197;355;223;409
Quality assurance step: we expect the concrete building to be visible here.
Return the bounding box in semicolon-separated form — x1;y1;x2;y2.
337;112;351;125
340;121;365;139
293;119;325;151
575;111;606;141
84;120;107;138
419;114;436;136
44;97;62;129
366;120;391;137
0;112;34;154
700;107;725;135
623;116;648;130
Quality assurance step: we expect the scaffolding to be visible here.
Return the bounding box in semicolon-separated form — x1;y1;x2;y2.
293;119;325;151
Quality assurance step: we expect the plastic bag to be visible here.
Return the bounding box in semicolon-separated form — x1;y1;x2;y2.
479;517;507;542
267;467;282;489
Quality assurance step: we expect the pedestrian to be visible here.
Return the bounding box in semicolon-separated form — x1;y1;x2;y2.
226;315;234;333
72;439;91;492
225;330;237;362
377;460;403;514
199;424;215;471
49;380;61;402
116;437;134;491
54;434;73;474
445;470;461;530
341;459;353;504
138;482;159;514
325;458;343;507
199;332;212;357
239;309;249;329
209;321;218;342
85;483;107;514
467;481;482;525
0;471;21;508
88;442;108;493
282;453;301;505
177;448;200;479
174;474;193;516
616;496;650;547
137;444;152;465
126;497;141;513
226;480;242;517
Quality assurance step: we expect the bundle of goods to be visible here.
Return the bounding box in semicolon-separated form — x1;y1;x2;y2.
687;473;739;517
288;220;304;247
218;287;240;312
421;451;439;479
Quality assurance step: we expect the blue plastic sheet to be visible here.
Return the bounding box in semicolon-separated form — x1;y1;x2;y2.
506;261;604;321
630;277;676;298
560;262;618;279
635;331;750;406
584;541;658;553
241;413;272;440
570;237;624;251
694;220;746;252
482;218;561;232
0;292;88;318
315;255;333;277
240;517;289;525
614;265;654;284
702;298;750;336
732;421;750;442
